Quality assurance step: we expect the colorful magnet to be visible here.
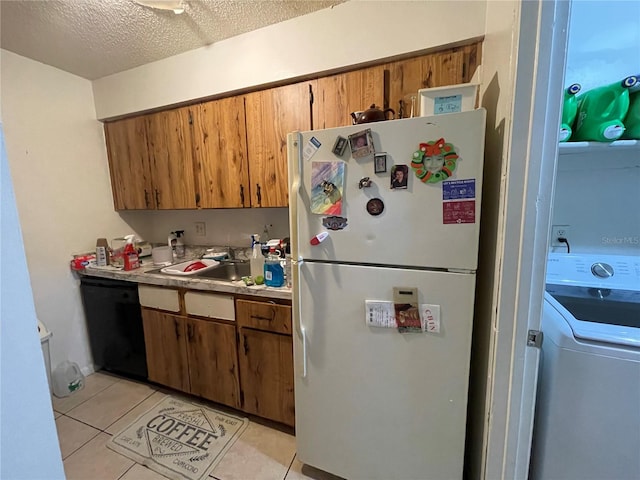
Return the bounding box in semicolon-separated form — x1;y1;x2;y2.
366;198;384;216
442;179;476;200
322;216;348;230
390;164;408;190
310;231;329;245
332;136;348;156
311;161;344;215
348;129;375;158
410;138;459;184
358;177;372;189
443;200;476;224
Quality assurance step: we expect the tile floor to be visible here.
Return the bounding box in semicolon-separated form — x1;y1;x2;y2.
52;372;341;480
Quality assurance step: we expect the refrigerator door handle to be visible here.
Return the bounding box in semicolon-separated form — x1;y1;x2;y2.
301;325;307;378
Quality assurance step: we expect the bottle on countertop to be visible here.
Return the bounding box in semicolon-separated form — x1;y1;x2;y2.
123;234;140;271
96;238;110;267
264;246;285;287
168;230;185;259
250;234;265;279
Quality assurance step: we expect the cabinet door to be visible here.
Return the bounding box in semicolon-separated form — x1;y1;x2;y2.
141;308;190;392
245;81;314;207
104;117;155;210
238;328;295;426
186;318;240;409
315;66;385;129
192;97;250;208
386;45;480;118
145;106;197;209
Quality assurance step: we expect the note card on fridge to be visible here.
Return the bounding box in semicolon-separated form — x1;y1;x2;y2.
365;300;396;328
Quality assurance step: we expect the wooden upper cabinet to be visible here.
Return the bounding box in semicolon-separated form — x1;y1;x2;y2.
104;117;155;210
192;97;250;208
314;66;386;129
245;81;315;208
386;43;482;118
145;106;198;209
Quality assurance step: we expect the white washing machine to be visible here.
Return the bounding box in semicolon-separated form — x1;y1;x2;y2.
530;253;640;480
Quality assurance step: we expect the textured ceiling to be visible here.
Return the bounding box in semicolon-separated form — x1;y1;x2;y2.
1;0;341;80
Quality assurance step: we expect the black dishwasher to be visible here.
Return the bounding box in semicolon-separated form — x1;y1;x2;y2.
80;276;147;380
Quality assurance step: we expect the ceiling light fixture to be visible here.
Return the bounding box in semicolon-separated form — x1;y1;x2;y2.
132;0;186;15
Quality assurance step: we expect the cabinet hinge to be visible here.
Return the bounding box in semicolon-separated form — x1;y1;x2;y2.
188;111;193;125
309;84;314;105
527;329;543;348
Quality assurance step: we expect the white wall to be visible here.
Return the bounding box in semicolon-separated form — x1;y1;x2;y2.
93;0;487;119
552;149;640;255
564;0;640;92
0;50;136;374
0;125;65;478
550;0;640;256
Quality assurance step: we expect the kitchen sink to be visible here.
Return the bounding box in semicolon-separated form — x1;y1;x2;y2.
194;260;251;281
146;260;251;281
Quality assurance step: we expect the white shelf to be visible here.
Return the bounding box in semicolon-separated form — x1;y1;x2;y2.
559;139;640;154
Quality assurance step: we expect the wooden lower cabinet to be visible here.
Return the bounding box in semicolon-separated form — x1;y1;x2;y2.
141;307;240;409
141;308;190;392
186;317;240;409
238;327;295;427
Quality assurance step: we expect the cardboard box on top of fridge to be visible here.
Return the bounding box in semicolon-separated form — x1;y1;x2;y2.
419;83;479;116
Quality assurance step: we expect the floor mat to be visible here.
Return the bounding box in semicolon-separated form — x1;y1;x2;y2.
107;396;248;480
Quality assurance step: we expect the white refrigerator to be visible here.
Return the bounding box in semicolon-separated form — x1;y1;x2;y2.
287;109;486;479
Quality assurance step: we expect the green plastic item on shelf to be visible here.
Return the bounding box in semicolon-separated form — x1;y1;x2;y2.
559;83;581;142
622;89;640;140
573;75;638;142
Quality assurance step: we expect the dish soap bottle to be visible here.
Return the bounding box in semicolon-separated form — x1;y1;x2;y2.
264;247;284;287
123;234;140;271
174;230;185;259
250;234;264;279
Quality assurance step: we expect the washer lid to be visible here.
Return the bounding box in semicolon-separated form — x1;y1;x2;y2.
545;287;640;348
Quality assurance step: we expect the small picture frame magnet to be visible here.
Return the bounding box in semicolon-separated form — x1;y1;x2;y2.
332;136;348;156
374;153;387;173
348;129;375;159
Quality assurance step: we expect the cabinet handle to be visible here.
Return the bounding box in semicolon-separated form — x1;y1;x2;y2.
144;189;150;208
240;185;245;205
155;189;160;207
174;319;180;339
187;323;193;342
243;335;249;355
250;314;273;322
256;184;261;206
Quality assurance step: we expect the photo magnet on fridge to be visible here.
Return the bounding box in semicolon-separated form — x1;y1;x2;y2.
348;129;375;159
390;164;409;190
332;136;348;156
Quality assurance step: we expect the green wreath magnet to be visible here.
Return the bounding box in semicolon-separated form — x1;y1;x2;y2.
411;138;458;183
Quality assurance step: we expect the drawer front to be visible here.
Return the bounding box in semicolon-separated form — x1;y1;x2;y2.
236;299;291;335
138;285;180;312
184;291;235;321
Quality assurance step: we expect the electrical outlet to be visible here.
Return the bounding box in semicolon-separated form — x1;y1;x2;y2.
194;222;206;237
551;225;570;247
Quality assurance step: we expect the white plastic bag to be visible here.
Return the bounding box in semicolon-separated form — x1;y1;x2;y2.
52;361;85;398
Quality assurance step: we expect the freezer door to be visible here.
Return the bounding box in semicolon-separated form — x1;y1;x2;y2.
289;109;486;271
292;261;476;480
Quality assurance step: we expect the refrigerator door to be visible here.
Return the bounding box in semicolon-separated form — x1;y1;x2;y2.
292;261;476;480
289;109;486;271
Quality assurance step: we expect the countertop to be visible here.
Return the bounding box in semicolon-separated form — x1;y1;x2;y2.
80;259;292;301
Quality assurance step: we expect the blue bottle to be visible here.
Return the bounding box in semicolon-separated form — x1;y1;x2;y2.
264;248;284;287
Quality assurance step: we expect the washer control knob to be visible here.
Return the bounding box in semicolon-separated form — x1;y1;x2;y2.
591;262;614;278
